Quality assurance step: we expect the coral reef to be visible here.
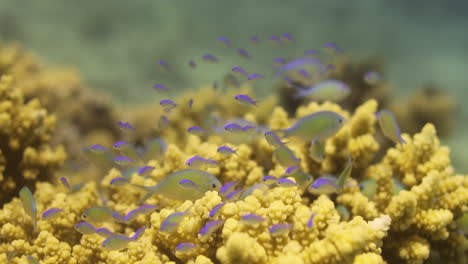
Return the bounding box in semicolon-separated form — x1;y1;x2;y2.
0;75;65;205
0;78;466;263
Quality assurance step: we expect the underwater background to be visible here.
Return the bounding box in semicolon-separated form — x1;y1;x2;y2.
0;0;466;170
0;1;467;263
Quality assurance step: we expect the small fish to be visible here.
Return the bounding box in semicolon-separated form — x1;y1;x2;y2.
188;98;194;109
185;156;220;168
247;74;264;81
323;42;344;54
213;81;219;90
336;205;350;221
224;189;242;201
277;178;297;187
202;54;218;63
41;208;63;220
297;69;311;79
138;166;155;177
364;71;381;85
285;166;300;175
269;223;291;236
232;66;248;76
101;226;146;251
114;156;133;166
224;73;240;88
133;169;221;201
160;99;177;112
179;179;200;190
110;177;129;186
239;183;269;200
19;187;37;232
264;131;287;147
209;203;225;218
285;171;313;188
262;175;278;185
217;36;232;47
158;115;170;131
124;205;159;223
304;49;319;56
113;141;130;151
74;222;96;235
250;35;259;44
160;210;191;233
187;126;207;136
281;33;295;43
276;111;345;142
376;110;405;145
117;121;136;131
234;94;258;106
220;181;238;194
217;146;237;156
273;58;287;66
224;123;244;133
308;178;338;195
144;137;167;161
90;144;108;154
295;79;350;102
269;35;282;44
95;227;114;238
275;58;325;78
272;145;301;167
336;157;353;190
237;48;251;59
307;213;316;228
200;220;224;237
309;138;325;162
157;60;170;71
27;255;39;264
241;213;265;225
60;177;71;190
175;242;197;253
283;77;294;86
153;84;168;92
81;207;115;223
188;60;196;69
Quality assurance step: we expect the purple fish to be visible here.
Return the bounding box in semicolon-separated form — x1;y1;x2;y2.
275;58;325;78
250;35;259;44
281;33;295;43
273;58;287;66
247;74;264;81
200;220;224;237
90;144;108;154
60;177;71;190
269;35;281;44
209;203;225;218
277;178;297;187
157;60;170;71
298;69;311;78
125;205;158;222
41;208;63;220
304;49;319;56
220;181;238;194
160;99;177;112
269;223;291;236
285;166;300;175
283;77;294;86
241;213;265;225
307;212;316;229
188;60;196;69
187;126;207;136
110;177;129;186
185;156;220;168
237;48;251;59
202;54;218;63
234;94;257;106
225;189;242;201
308;178;338;195
158;115;170;131
114;156;133;166
95;227;114;238
113;141;130;150
138;166;155;177
224;123;243;133
262;175;278;184
175;242;197;253
217;146;237;156
264;131;287;147
232;66;248;76
217;36;232;47
324;42;344;54
117;121;136;131
153;84;168;92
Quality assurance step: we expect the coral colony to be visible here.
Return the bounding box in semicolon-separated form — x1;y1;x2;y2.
0;34;466;264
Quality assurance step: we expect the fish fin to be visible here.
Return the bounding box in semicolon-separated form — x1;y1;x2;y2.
131;226;146;240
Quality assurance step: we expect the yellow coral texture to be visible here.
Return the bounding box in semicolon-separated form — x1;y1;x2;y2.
0;45;466;264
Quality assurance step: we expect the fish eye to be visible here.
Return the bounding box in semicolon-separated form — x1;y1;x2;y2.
338;118;343;123
212;183;217;188
82;214;86;219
